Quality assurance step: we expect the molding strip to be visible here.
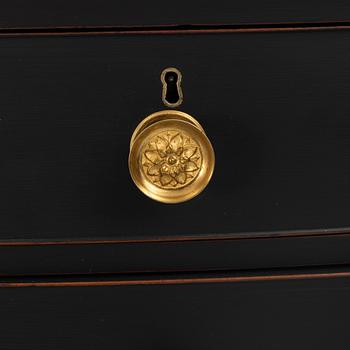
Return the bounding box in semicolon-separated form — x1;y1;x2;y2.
1;271;350;288
0;23;350;37
0;227;350;247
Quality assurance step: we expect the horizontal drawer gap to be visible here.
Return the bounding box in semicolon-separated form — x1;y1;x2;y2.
0;227;350;246
1;21;350;37
1;265;350;288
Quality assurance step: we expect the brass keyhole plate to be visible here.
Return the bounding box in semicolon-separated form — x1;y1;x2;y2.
161;67;183;108
129;110;215;203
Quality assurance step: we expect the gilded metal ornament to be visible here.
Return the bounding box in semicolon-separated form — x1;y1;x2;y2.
129;110;214;203
142;129;202;189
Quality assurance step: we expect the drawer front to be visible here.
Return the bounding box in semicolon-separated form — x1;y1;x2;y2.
1;29;350;274
1;1;350;28
1;270;350;349
1;31;350;240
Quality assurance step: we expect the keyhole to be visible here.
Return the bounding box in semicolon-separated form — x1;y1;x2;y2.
161;67;183;108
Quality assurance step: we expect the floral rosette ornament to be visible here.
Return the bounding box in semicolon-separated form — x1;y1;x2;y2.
141;130;202;189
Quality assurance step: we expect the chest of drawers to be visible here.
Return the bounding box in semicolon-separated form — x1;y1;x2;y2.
1;2;350;349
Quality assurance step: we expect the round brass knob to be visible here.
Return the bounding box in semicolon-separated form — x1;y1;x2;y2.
129;110;215;203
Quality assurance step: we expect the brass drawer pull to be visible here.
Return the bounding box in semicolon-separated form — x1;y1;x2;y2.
129;110;215;203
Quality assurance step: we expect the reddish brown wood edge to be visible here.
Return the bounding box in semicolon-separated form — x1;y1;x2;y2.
0;24;350;37
1;271;350;288
0;227;349;247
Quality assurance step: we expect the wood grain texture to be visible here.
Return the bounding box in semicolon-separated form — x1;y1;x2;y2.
1;0;350;28
1;274;350;349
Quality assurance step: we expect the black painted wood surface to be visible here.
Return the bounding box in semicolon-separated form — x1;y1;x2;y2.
1;31;350;241
1;273;350;349
1;1;350;28
2;30;350;274
2;233;350;276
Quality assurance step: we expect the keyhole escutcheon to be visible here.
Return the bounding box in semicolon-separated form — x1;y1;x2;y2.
161;67;183;108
